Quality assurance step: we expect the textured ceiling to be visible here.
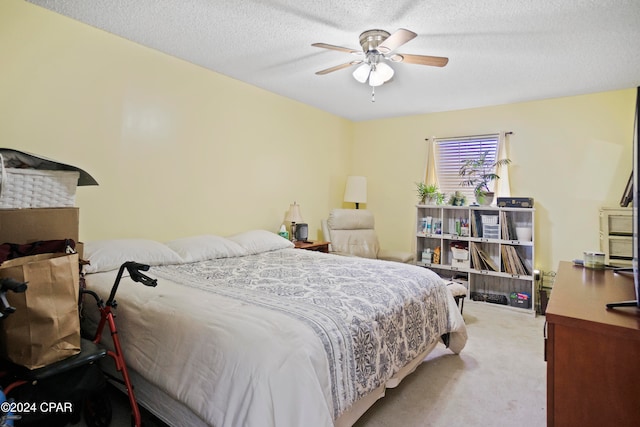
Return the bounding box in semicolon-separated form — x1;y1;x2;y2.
27;0;640;122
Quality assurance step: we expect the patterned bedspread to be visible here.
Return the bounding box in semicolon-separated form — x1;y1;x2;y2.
149;249;466;421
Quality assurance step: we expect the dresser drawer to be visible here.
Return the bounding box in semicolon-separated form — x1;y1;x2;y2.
607;214;632;235
609;236;632;258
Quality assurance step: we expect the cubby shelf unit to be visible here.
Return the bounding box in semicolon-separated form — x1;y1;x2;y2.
415;204;536;314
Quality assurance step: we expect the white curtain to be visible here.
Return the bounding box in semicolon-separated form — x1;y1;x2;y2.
493;131;512;197
424;137;439;187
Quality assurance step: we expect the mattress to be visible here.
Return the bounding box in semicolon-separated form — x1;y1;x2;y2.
83;242;467;427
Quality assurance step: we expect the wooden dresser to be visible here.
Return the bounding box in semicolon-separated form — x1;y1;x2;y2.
545;261;640;426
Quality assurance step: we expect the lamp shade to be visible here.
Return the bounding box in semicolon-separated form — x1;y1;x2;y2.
344;176;367;205
352;61;394;87
368;63;394;87
352;63;371;84
285;202;303;223
376;62;394;82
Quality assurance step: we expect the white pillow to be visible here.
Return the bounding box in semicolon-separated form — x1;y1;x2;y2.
165;235;247;263
227;229;294;254
83;239;183;273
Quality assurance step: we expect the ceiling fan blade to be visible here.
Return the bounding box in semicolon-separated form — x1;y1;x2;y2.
396;53;449;67
312;43;361;55
377;28;417;54
315;61;362;75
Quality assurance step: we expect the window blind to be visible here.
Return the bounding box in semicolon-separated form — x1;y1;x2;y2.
435;134;500;200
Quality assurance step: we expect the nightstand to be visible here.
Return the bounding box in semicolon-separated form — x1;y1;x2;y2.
294;241;330;253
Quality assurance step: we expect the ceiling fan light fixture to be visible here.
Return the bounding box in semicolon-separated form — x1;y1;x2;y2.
313;27;449;87
313;28;449;101
352;63;371;84
368;69;385;87
376;62;394;82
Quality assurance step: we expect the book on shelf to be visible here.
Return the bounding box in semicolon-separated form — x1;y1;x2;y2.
514;248;532;275
499;211;520;241
501;245;531;275
472;210;482;237
500;211;510;240
470;243;499;271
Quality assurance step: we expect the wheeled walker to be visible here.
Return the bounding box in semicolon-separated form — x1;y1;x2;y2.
81;261;157;427
0;261;156;427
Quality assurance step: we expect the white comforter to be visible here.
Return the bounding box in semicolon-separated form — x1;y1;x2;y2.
83;248;467;427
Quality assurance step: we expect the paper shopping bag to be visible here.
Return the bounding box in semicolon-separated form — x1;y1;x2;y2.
0;252;81;369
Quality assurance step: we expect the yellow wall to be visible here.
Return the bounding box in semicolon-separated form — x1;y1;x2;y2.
0;0;352;241
352;89;636;272
1;0;636;274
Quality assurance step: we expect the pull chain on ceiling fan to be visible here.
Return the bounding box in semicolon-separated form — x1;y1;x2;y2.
312;28;448;102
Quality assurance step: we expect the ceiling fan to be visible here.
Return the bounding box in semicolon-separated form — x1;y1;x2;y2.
312;28;448;97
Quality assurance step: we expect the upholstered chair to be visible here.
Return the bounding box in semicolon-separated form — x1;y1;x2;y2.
321;209;414;264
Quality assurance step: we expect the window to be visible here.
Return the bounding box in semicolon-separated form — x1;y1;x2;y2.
433;134;500;200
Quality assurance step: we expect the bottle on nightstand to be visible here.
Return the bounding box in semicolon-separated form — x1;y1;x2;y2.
278;224;289;240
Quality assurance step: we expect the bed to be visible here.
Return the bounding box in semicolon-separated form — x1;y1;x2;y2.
81;230;467;427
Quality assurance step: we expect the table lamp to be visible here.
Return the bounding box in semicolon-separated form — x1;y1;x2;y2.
344;176;367;209
285;202;303;241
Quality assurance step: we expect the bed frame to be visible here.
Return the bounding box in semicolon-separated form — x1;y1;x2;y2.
103;338;442;427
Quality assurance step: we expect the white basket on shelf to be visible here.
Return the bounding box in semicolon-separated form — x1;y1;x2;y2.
451;246;469;260
0;156;79;208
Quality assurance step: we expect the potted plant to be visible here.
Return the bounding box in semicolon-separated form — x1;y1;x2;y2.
448;191;467;206
459;151;511;205
415;182;440;205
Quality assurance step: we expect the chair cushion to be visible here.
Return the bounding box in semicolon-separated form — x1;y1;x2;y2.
330;229;379;259
378;249;415;263
327;209;375;230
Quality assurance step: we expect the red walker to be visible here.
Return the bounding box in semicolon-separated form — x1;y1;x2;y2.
81;261;157;427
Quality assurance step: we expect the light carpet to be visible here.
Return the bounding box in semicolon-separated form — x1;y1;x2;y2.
354;300;547;427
